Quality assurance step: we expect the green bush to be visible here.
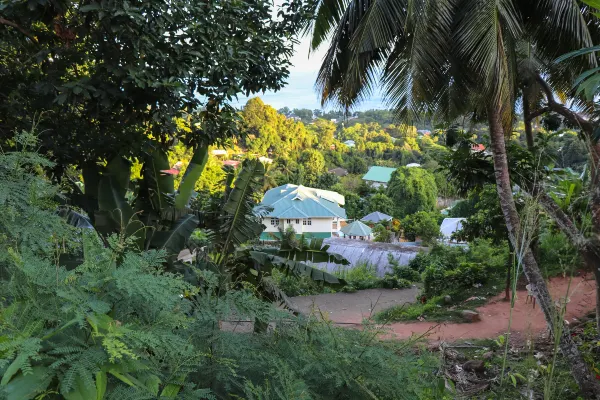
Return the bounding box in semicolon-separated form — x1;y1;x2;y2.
337;262;381;290
271;269;330;296
381;276;413;289
401;211;440;244
394;266;422;282
408;252;433;273
539;226;581;276
422;263;448;297
389;253;421;281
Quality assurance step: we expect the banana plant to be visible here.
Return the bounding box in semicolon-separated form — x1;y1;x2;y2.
66;141;209;260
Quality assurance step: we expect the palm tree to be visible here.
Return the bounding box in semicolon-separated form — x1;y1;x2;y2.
308;0;600;395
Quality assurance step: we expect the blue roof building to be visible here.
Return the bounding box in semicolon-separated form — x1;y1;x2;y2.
340;220;372;240
259;184;346;241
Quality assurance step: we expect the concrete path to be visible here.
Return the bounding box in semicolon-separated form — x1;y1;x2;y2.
290;286;420;324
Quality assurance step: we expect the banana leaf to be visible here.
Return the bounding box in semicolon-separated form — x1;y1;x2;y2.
149;214;199;255
174;145;208;209
97;163;145;249
143;148;175;214
249;251;346;287
216;159;266;264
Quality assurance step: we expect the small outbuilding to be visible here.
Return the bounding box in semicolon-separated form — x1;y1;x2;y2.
440;218;466;243
361;211;393;224
340;220;373;240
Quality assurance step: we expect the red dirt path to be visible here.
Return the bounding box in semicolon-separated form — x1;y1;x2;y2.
292;275;597;341
384;274;597;341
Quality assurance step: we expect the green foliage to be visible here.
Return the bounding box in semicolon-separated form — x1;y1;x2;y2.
0;130;75;258
0;0;311;169
448;199;476;218
298;149;326;186
453;185;507;244
388;254;421;282
0;148;448;400
419;240;508;297
538;225;582;277
387;167;437;218
424;262;487;297
401;211;440;244
366;193;394;215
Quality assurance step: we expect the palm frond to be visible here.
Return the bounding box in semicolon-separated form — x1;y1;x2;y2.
382;0;454;122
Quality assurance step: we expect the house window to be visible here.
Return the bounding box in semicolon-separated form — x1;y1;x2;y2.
295;219;300;224
270;218;279;226
307;218;312;226
303;219;307;225
286;219;291;224
332;221;338;230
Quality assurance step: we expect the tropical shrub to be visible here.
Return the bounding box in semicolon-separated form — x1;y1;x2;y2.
401;211;440;244
387;167;437;218
388;254;421;282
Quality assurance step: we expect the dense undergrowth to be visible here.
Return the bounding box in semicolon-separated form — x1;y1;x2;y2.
0;142;447;399
272;259;413;297
375;241;509;323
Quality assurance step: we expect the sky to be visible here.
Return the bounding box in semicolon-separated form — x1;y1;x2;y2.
232;35;386;111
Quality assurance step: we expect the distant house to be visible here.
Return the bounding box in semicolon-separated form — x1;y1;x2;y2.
222;160;240;168
405;163;421;168
211;149;228;157
471;143;486;152
361;211;393;224
440;218;466;243
343;140;356;148
259;184;346;241
362;166;397;188
340;220;372;240
328;167;349;177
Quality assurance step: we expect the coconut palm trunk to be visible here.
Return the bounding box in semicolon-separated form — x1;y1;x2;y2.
488;105;600;397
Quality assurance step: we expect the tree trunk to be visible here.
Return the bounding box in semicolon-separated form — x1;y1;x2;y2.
488;105;600;398
522;97;535;150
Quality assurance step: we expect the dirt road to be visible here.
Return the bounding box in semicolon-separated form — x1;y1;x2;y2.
291;275;597;341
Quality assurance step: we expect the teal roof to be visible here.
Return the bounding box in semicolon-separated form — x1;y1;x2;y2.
362;166;397;183
340;220;372;237
259;184;346;219
260;232;332;241
361;211;393;223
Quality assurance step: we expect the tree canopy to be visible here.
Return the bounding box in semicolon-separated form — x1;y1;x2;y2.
0;0;309;170
387;167;437;218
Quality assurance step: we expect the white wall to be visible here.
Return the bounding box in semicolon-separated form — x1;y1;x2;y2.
366;180;387;189
263;217;343;235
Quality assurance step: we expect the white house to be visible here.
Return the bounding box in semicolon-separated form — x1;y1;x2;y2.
258;184;346;240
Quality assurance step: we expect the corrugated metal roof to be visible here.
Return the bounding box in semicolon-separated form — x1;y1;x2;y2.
361;166;397;183
259;184;347;219
340;220;372;237
361;211;393;223
312;238;425;277
440;218;465;239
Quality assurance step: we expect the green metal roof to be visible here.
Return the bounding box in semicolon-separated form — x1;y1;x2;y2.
361;211;393;223
361;166;397;183
260;232;332;241
259;184;347;219
340;220;372;237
